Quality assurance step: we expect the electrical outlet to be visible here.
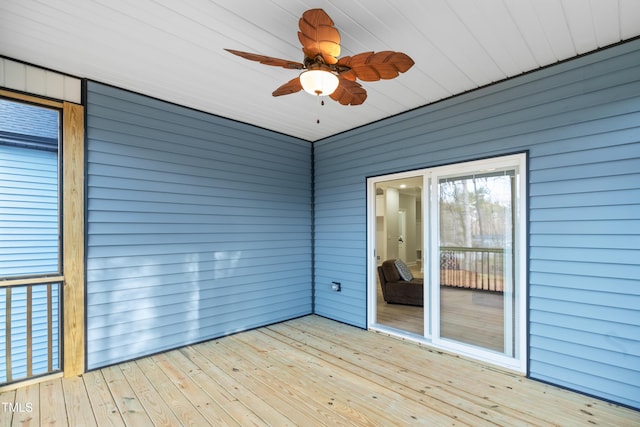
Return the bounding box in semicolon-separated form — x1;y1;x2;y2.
331;281;341;292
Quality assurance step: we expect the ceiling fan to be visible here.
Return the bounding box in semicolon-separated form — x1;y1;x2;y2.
225;8;414;106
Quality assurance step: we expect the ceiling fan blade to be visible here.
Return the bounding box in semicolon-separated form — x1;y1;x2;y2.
337;51;415;82
297;9;341;65
272;77;303;97
225;49;304;70
330;77;367;106
338;69;358;82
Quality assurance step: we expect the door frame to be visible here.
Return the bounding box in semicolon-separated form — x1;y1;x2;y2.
367;153;527;373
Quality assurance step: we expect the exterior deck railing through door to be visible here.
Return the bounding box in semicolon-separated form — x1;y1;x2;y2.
1;280;61;385
440;247;505;292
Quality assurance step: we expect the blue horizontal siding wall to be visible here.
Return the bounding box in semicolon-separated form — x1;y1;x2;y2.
313;40;640;408
86;82;312;369
0;145;59;277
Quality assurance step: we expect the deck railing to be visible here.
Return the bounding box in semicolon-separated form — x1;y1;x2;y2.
440;246;505;292
1;280;61;385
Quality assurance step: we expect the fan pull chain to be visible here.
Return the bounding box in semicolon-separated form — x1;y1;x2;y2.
316;97;325;124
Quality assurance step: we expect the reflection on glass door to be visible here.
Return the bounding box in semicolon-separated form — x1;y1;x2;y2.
437;169;516;356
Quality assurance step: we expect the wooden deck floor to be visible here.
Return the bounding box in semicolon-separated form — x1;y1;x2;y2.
1;315;638;426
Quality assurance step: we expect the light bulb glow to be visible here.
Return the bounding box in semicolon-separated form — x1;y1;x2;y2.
299;70;339;96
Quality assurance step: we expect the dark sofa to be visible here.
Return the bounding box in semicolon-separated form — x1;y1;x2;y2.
377;259;424;306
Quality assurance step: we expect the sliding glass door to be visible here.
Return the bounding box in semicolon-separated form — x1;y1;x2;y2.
369;154;526;372
432;158;524;368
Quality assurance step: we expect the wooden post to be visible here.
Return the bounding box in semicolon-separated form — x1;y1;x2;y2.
63;101;85;377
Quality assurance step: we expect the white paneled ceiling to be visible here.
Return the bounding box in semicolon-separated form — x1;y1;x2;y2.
1;0;639;141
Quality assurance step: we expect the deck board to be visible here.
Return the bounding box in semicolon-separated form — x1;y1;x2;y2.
224;330;409;426
134;355;211;427
194;338;333;426
157;349;261;426
83;370;125;426
62;375;98;427
101;364;155;427
264;320;507;426
119;360;182;427
12;384;38;426
1;315;638;426
39;378;68;425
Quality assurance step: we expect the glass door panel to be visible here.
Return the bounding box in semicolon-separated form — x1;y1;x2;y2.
438;170;515;355
372;176;424;336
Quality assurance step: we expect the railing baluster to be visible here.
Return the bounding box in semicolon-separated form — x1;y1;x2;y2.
480;251;484;290
27;286;33;378
485;252;489;291
493;254;498;290
5;287;12;383
482;252;486;290
47;283;53;373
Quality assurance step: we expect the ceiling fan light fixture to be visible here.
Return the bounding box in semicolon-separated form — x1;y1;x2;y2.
299;69;339;96
226;8;414;106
